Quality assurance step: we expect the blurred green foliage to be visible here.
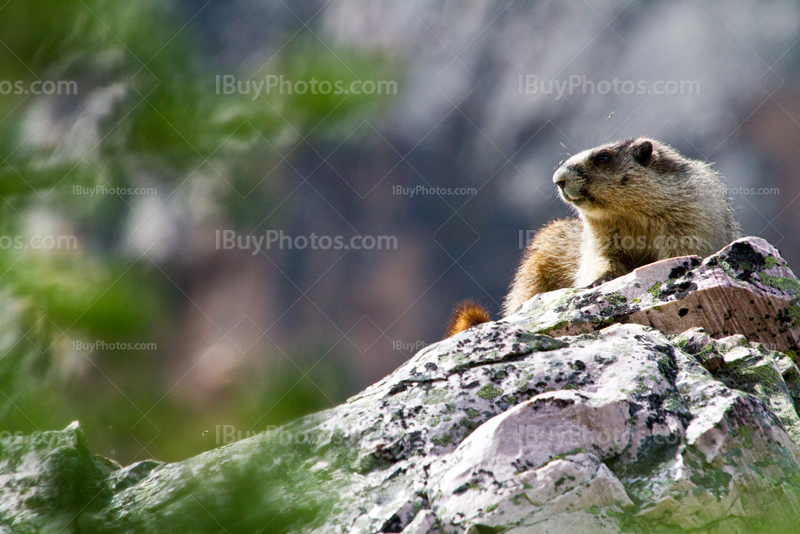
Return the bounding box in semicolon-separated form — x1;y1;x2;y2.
0;0;398;465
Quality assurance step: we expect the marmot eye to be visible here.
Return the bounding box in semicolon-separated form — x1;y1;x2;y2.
593;151;612;164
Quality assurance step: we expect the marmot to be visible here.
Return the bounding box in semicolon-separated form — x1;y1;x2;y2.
447;137;741;336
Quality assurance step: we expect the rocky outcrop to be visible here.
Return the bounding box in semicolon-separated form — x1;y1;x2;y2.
504;237;800;353
2;238;800;533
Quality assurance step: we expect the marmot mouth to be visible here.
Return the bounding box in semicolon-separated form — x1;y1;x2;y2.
560;190;588;205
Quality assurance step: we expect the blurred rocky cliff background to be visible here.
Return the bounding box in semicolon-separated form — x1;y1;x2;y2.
2;0;800;464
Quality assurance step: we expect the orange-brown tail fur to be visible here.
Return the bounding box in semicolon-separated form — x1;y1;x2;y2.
446;300;491;337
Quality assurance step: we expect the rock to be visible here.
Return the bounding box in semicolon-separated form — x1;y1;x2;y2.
505;237;800;354
0;422;118;532
3;237;800;533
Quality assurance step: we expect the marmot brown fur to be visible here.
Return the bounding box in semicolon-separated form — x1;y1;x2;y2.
446;300;491;337
447;137;741;337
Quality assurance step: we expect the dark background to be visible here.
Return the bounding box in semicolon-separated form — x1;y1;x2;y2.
1;0;799;464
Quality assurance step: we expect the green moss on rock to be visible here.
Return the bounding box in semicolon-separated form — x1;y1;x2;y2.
476;385;503;400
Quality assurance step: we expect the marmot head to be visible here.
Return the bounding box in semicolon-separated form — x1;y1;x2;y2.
553;137;693;218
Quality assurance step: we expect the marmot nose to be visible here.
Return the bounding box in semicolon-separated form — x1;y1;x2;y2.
553;166;567;189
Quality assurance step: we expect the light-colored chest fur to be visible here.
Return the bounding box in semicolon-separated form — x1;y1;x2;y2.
573;216;680;287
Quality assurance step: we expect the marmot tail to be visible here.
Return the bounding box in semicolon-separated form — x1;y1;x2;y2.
446;300;491;337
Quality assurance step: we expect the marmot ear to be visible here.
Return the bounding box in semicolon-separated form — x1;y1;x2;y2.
632;140;653;165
